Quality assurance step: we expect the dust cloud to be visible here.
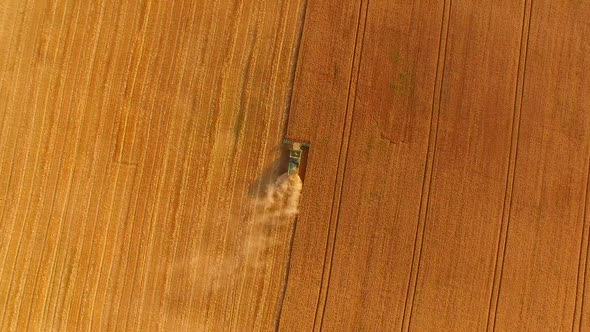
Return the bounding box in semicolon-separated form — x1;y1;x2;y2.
194;172;303;290
255;173;303;221
241;172;303;270
160;171;304;327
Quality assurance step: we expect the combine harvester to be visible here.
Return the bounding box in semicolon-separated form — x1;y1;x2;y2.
283;139;310;176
